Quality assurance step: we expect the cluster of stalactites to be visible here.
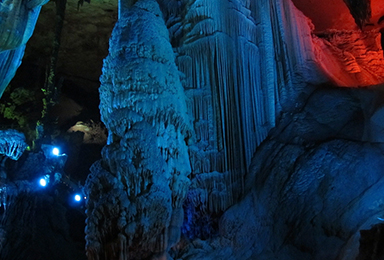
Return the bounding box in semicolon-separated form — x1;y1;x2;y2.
173;0;271;185
0;129;28;160
161;0;313;214
186;171;239;213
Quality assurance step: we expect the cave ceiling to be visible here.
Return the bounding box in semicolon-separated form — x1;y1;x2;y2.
24;0;118;89
22;0;384;91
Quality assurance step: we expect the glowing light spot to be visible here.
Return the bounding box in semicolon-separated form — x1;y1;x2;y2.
52;147;60;156
39;178;47;187
74;194;81;202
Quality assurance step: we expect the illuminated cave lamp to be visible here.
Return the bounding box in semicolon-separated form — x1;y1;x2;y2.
74;194;82;202
52;147;60;156
39;178;47;187
39;175;50;187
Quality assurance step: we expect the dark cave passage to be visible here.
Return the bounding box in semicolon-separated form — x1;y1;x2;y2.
357;223;384;260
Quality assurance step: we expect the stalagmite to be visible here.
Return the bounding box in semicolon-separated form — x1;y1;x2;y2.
84;0;192;258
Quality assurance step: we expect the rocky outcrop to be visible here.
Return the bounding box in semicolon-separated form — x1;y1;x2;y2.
212;86;384;260
160;0;329;236
171;85;384;260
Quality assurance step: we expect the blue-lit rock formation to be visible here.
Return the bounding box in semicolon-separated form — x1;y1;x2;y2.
167;0;326;220
84;0;384;259
0;0;384;257
0;129;28;160
0;0;49;97
84;0;192;258
216;86;384;260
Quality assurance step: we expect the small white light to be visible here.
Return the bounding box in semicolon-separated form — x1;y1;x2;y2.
74;194;81;202
39;178;47;187
52;147;60;156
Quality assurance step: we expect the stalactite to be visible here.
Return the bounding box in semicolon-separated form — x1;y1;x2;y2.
158;0;334;240
0;129;28;160
169;0;299;216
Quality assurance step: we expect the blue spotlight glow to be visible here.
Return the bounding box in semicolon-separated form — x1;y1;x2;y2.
39;175;50;187
74;194;82;202
52;147;60;156
39;178;47;187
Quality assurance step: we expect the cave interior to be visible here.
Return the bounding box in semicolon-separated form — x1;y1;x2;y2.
1;0;384;259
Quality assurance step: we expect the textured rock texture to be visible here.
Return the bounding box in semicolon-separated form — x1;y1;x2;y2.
314;29;384;86
0;129;28;160
85;0;192;259
0;0;48;97
216;86;384;260
292;0;384;32
84;0;384;259
163;0;327;236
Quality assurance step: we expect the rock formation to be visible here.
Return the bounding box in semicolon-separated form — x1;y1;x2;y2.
82;0;384;259
1;0;384;259
85;0;192;258
0;129;28;160
217;86;384;260
0;0;49;97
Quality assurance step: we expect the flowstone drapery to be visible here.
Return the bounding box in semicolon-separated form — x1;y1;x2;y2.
84;0;192;259
161;0;326;231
